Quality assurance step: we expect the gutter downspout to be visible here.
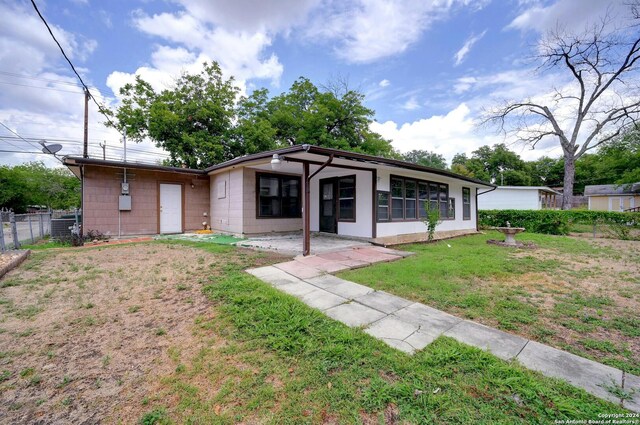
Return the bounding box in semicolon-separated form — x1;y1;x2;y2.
476;186;497;232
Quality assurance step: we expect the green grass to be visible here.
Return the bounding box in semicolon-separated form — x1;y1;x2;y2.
131;241;624;423
339;232;640;375
20;239;72;250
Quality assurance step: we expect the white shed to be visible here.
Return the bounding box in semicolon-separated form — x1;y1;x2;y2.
478;186;560;210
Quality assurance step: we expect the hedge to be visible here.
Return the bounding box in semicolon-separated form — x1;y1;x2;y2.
479;209;640;235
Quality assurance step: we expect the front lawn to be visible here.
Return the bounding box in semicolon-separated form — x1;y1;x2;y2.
0;240;627;423
339;231;640;375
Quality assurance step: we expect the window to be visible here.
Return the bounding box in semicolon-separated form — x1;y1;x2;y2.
391;178;404;219
257;173;301;218
439;184;448;218
448;198;455;220
405;180;417;219
380;176;451;222
338;176;356;221
463;187;471;220
377;191;390;221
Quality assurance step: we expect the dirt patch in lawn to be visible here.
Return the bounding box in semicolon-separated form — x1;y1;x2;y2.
0;242;285;424
486;238;640;373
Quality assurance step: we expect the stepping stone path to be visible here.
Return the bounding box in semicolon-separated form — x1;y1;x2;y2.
247;246;640;412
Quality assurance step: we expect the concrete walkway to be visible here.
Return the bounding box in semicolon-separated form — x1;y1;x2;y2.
247;246;639;412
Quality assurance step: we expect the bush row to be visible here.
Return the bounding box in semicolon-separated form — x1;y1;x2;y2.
479;209;640;235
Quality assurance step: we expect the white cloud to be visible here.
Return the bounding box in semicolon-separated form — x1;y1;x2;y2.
177;0;320;32
0;2;97;73
121;9;284;90
507;0;628;34
401;96;420;111
307;0;488;63
453;30;486;66
372;103;501;161
379;79;390;87
0;3;165;167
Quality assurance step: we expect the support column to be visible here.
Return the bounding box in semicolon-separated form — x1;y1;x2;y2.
303;162;310;256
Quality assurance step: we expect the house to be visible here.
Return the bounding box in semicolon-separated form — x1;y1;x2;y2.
63;145;494;255
584;183;640;212
477;186;560;210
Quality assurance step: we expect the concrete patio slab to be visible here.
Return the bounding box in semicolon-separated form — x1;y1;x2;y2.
316;251;352;261
324;302;386;327
404;330;440;351
381;338;415;354
365;316;418;340
277;281;319;298
393;302;462;333
355;291;413;314
300;288;347;311
294;255;332;267
246;266;302;287
305;274;350;289
623;372;640;413
325;281;374;299
274;261;323;279
444;321;528;361
313;261;351;273
369;246;415;258
516;341;623;404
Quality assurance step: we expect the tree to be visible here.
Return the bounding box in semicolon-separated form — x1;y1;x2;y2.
109;62;239;169
0;162;80;212
110;68;396;167
258;77;396;157
462;144;531;185
484;9;640;208
402;150;448;169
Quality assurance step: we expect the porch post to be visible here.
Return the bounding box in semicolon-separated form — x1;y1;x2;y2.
303;162;310;256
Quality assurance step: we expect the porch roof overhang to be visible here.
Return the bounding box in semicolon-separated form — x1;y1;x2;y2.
205;145;495;188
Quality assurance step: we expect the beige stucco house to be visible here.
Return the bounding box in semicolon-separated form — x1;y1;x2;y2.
584;183;640;212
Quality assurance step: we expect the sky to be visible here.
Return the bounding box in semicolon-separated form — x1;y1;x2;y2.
0;0;632;168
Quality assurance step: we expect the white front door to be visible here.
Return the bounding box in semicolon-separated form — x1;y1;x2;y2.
160;184;182;234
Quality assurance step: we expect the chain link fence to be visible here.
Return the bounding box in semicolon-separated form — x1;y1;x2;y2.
0;211;52;251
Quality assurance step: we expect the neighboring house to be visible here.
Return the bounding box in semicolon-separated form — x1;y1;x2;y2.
584;183;640;212
477;186;560;210
64;145;494;255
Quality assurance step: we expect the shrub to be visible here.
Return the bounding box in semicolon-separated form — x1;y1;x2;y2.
479;210;640;236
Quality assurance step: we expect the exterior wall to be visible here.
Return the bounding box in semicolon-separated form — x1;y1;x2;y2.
375;168;478;238
589;195;640;211
83;166;209;236
209;169;244;234
241;167;303;234
310;169;373;238
477;188;540;210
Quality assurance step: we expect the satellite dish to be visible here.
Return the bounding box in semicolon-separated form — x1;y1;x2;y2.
41;143;62;154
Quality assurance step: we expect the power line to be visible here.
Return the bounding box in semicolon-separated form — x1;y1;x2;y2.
0;121;43;151
30;0;119;131
0;80;85;95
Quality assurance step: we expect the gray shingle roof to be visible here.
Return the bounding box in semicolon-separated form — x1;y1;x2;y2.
584;183;640;196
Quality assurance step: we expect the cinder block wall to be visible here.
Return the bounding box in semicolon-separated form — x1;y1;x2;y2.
83;166;209;237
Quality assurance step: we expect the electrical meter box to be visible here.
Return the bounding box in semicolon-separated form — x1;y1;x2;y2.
119;195;131;211
121;182;130;195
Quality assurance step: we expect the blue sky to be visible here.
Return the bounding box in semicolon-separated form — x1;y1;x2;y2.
0;0;629;166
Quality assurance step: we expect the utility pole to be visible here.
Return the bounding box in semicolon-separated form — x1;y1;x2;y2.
83;88;89;158
99;140;106;160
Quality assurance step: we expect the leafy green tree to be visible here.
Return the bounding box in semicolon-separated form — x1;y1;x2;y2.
0;162;80;212
402;150;447;169
110;67;396;167
109;62;239;169
257;77;396;157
